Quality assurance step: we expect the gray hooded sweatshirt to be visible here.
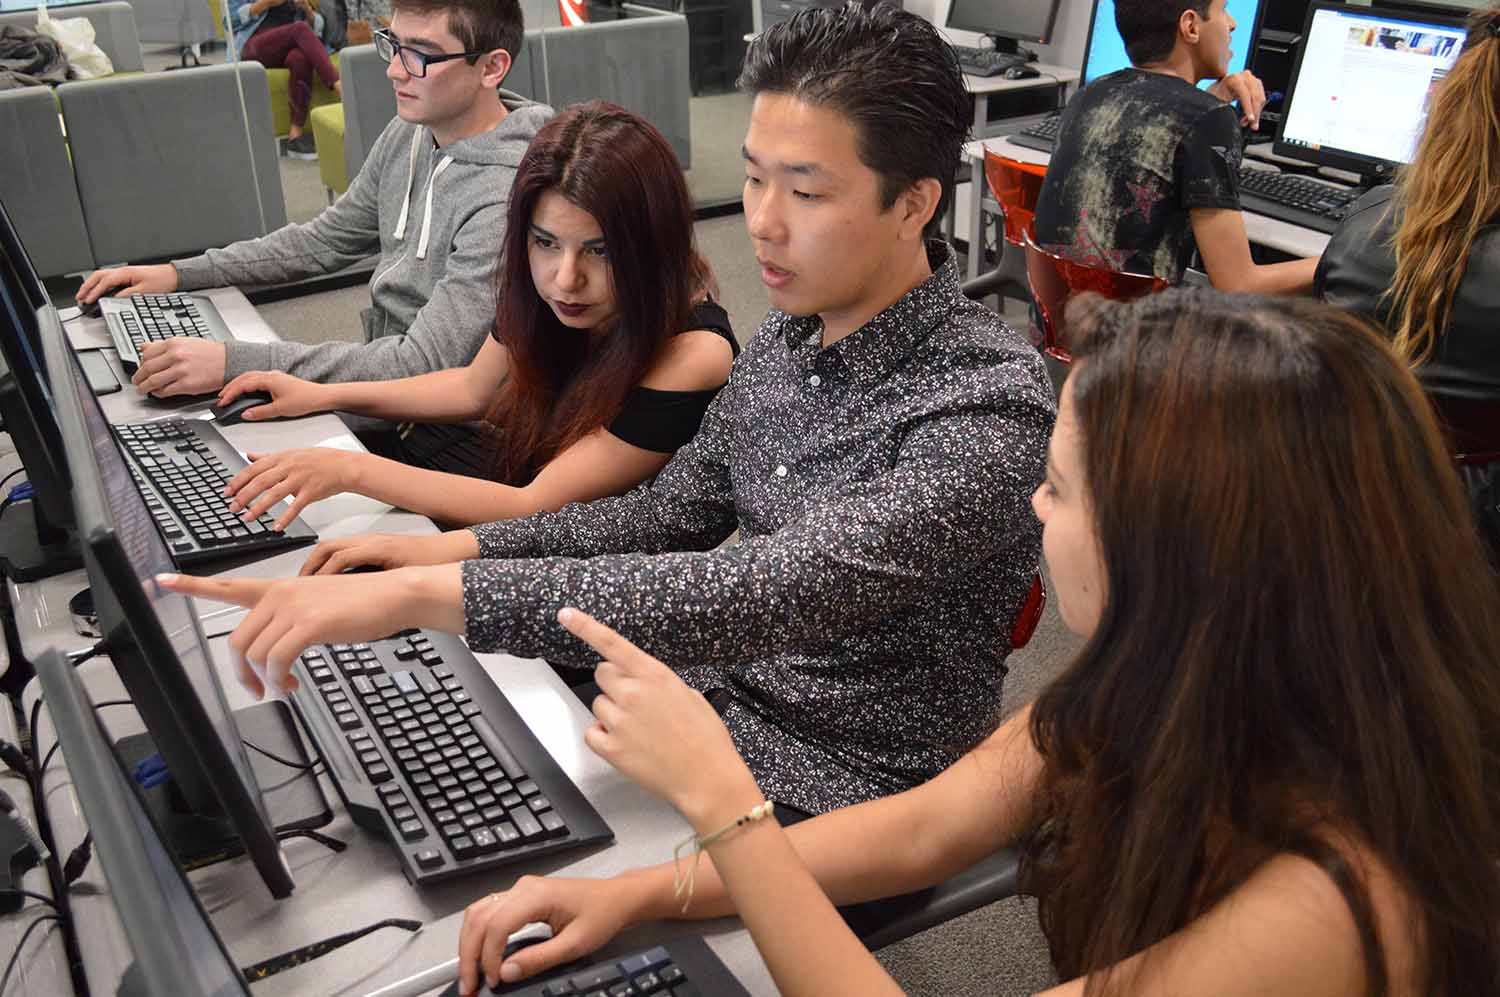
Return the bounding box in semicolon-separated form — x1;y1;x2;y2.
172;90;554;382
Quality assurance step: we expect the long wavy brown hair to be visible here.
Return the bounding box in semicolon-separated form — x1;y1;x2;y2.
1020;290;1500;995
1382;8;1500;366
485;101;714;485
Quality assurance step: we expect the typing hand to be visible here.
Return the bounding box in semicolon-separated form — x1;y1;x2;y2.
155;566;464;697
224;447;363;531
217;371;332;421
131;338;228;397
299;530;480;575
76;264;178;306
457;877;641;993
559;608;761;828
1207;70;1267;130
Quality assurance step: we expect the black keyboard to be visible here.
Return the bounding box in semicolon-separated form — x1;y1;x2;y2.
98;292;232;368
113;418;318;567
289;628;612;886
952;44;1030;77
1236;167;1359;234
441;936;749;997
1011;112;1063;152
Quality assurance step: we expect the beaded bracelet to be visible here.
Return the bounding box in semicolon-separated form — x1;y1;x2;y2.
672;800;775;912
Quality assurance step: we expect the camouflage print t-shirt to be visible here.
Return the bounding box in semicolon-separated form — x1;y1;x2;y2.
1034;68;1242;282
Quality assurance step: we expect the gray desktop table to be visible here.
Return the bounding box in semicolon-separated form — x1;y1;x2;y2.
963;63;1081;138
961;135;1334;281
19;287;777;997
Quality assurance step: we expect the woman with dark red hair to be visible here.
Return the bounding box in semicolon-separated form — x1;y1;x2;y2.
210;101;734;558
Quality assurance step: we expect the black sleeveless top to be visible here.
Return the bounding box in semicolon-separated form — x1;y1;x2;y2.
395;300;737;479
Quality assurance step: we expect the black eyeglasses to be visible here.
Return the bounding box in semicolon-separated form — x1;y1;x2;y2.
373;29;487;78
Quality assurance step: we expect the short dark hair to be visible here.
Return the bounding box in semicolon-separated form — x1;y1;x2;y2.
391;0;524;60
1114;0;1212;65
737;1;970;239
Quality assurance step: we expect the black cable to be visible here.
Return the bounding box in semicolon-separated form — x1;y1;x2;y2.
240;918;420;982
0;913;60;994
66;641;108;666
38;700;133;776
241;738;316;771
0;889;56;912
0;469;23;495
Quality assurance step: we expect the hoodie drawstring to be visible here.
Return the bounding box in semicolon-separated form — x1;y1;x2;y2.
391;129;422;241
417;155;454;260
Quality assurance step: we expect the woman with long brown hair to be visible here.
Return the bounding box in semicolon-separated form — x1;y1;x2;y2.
1317;6;1500;386
208;101;734;543
455;290;1500;996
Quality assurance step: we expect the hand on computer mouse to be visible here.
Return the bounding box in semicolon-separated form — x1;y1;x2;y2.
457;880;637;994
76;263;178;307
218;370;335;421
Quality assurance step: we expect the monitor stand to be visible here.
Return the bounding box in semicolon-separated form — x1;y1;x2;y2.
983;35;1037;60
0;501;80;582
114;700;331;870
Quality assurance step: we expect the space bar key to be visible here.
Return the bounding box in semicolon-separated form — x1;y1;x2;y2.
471;714;527;782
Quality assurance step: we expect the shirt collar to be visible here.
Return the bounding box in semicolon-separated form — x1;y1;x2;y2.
780;242;962;386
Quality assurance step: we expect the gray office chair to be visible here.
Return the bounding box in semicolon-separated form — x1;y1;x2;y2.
532;10;693;168
0;87;94;278
841;849;1021;950
60;63;286;266
339;44;398;183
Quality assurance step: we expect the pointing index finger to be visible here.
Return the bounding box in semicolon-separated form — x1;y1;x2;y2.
556;607;648;670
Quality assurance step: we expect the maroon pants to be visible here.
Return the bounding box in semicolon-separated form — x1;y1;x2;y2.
242;21;338;128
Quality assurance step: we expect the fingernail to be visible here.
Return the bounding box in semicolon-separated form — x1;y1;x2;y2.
557;606;575;625
500;962;522;983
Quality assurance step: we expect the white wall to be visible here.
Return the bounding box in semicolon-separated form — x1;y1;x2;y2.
910;0;1094;69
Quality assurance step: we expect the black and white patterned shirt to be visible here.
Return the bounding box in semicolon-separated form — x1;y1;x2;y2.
461;243;1055;814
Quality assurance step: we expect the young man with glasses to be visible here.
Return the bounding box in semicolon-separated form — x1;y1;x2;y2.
77;0;553;399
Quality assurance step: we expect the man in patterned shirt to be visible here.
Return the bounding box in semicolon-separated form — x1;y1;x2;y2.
1035;0;1318;290
166;4;1056;818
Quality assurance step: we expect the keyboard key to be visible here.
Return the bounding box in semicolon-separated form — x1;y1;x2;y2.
414;849;443;869
510;808;545;842
398;820;426;841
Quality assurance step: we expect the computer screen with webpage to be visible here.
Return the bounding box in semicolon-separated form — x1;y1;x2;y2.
1082;0;1266;86
1277;2;1466;172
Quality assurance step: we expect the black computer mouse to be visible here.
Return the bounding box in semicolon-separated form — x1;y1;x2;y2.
1004;65;1040;80
211;390;276;426
78;298;103;319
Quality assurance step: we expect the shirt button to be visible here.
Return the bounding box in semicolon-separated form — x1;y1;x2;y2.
808;374;822;388
775;465;788;478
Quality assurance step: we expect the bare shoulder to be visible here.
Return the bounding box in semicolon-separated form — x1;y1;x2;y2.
638;328;735;393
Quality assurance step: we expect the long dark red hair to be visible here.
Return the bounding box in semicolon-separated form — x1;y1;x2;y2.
485;101;714;485
1021;291;1500;994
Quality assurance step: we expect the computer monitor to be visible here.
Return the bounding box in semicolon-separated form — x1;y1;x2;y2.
33;646;253;997
1273;1;1467;176
946;0;1062;52
37;308;304;900
1079;0;1267;86
0;199;78;580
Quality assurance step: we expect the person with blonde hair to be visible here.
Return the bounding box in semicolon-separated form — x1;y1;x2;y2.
1318;7;1500;390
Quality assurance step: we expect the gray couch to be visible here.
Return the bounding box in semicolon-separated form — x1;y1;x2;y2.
0;1;145;73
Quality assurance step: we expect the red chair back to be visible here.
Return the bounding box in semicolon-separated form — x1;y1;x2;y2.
1009;573;1046;651
1023;231;1169;364
1430;395;1500;466
982;152;1048;248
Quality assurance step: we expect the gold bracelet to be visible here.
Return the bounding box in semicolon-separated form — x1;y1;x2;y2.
671;800;775;913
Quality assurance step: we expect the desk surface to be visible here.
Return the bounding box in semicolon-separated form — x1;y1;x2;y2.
21;288;777;997
963;63;1079;94
966;135;1332;260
